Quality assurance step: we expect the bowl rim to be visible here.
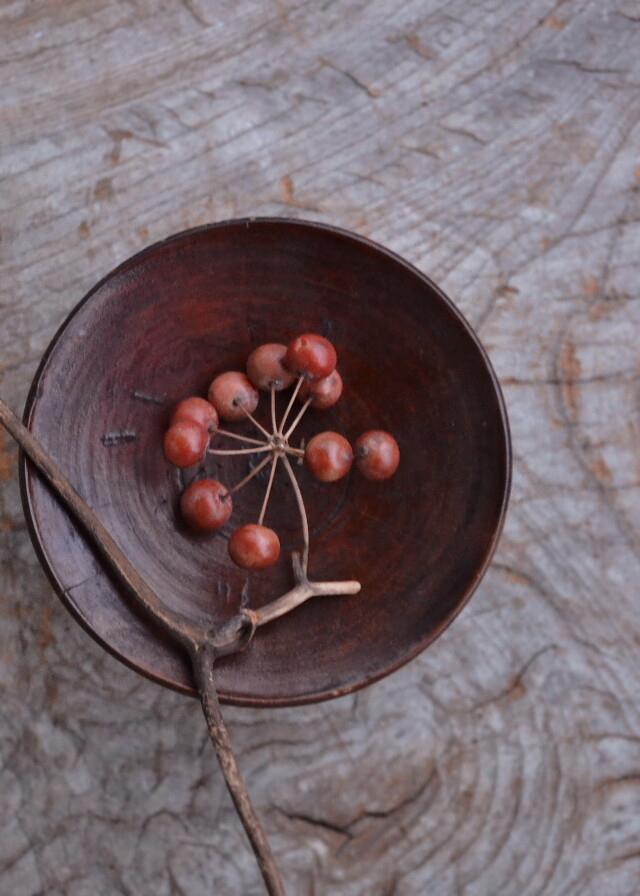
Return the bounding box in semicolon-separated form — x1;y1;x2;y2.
20;216;512;705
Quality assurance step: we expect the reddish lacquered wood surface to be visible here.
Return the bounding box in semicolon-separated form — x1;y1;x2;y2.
21;219;510;705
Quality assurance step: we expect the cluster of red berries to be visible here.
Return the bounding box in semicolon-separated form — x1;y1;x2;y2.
163;334;399;571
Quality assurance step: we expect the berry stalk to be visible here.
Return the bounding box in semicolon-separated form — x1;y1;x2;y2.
242;408;271;439
208;446;271;457
215;428;267;447
278;375;304;436
226;453;273;497
281;452;310;574
283;397;312;441
258;456;279;526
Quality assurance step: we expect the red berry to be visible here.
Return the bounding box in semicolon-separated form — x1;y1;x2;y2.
208;371;259;421
299;369;343;409
247;343;296;392
284;333;337;382
355;431;400;480
171;396;219;430
180;479;231;531
228;524;280;570
163;420;208;468
305;431;353;482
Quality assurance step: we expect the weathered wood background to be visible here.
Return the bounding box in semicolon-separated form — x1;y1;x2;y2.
1;1;639;894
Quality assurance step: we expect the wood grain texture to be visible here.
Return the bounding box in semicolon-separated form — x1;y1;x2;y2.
1;1;639;894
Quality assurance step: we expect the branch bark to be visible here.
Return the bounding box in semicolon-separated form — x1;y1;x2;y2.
0;395;360;896
192;645;286;896
0;399;279;888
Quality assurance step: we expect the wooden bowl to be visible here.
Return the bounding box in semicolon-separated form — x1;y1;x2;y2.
21;219;511;706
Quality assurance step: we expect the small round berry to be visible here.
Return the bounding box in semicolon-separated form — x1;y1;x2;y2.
228;524;280;570
180;479;231;531
208;371;259;421
284;333;337;382
163;420;208;468
299;369;343;409
305;431;353;482
247;343;296;392
355;431;400;480
171;396;219;431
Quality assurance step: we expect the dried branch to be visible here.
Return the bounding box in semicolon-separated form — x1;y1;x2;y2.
192;645;286;896
0;398;197;646
0;398;281;894
0;393;360;896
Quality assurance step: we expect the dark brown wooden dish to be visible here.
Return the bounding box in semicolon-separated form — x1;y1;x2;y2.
20;218;511;706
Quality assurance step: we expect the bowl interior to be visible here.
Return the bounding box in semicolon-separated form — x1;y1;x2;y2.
22;219;510;706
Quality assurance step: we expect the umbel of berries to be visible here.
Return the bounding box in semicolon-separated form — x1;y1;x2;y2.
163;333;400;574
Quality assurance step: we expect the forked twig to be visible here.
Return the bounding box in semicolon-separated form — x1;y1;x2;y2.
0;395;360;896
248;553;360;628
0;399;285;890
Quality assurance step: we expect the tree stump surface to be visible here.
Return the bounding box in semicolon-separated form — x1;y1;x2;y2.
1;2;639;894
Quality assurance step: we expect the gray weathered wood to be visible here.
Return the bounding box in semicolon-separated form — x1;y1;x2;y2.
1;0;639;893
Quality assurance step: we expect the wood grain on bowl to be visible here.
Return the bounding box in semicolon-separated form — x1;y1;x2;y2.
20;219;511;705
